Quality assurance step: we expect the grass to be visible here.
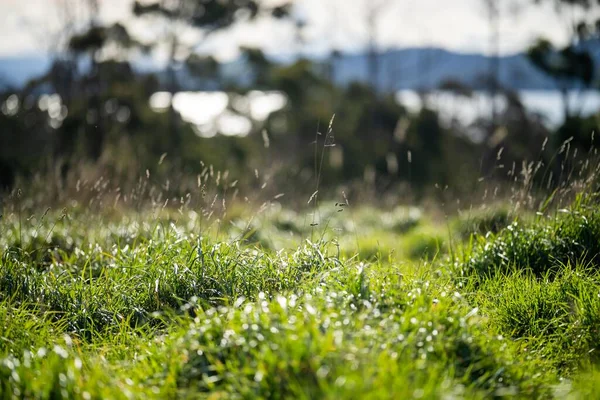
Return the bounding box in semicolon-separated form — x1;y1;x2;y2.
1;183;600;398
463;195;600;279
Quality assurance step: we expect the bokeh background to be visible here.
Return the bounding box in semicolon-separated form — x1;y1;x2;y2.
1;0;599;202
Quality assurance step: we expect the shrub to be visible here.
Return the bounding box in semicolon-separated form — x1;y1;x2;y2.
465;201;600;278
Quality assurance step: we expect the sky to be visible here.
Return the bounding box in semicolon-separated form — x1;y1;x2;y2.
0;0;592;59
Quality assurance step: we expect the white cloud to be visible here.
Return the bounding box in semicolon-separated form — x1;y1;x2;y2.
0;0;593;57
0;0;132;55
292;0;580;55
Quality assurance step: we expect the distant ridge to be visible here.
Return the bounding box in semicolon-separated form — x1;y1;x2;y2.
0;55;52;89
330;47;560;91
2;45;599;91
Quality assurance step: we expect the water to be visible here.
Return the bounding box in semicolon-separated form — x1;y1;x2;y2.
149;91;287;138
148;89;600;138
396;89;600;129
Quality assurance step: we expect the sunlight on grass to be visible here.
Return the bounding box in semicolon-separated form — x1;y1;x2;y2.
1;189;600;398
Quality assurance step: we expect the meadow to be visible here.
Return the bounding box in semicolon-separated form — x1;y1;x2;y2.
1;152;600;399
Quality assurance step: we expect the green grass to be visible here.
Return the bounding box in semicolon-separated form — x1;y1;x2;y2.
463;196;600;279
1;191;600;398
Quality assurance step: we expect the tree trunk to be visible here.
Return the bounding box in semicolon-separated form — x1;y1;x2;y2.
167;31;181;154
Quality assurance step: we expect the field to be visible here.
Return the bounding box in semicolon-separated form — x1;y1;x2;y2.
1;171;600;399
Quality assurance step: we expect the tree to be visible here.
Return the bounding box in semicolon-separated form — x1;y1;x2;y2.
528;0;600;150
131;0;292;149
68;21;147;159
365;0;391;93
14;1;145;165
528;0;599;117
528;38;595;118
322;0;395;93
483;0;501;133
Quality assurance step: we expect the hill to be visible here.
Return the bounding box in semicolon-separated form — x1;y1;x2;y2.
2;46;595;92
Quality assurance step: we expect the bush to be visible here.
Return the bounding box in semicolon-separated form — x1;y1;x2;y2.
454;206;513;239
477;268;600;371
465;200;600;278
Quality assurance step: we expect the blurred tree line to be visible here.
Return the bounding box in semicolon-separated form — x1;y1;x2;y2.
0;0;599;199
